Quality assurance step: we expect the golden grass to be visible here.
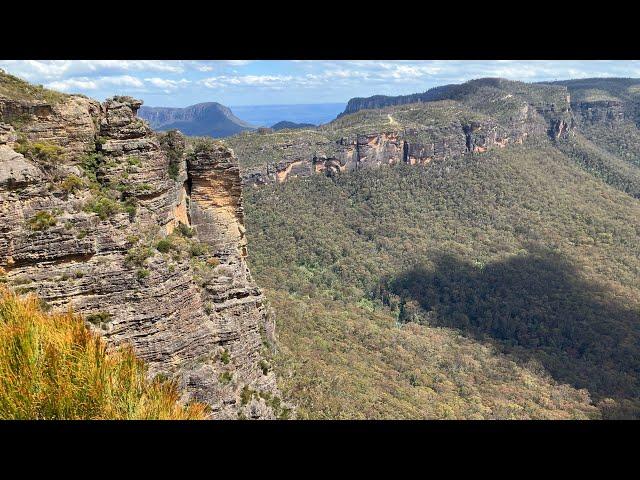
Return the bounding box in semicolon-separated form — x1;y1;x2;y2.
0;287;207;420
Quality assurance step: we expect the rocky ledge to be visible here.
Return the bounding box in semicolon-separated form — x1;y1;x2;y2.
0;92;285;419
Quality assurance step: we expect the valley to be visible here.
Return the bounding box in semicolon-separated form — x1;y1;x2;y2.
229;77;640;419
2;66;640;420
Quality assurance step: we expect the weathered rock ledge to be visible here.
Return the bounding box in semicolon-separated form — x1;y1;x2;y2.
0;92;284;419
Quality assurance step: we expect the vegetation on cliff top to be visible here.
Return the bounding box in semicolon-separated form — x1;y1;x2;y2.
0;69;66;104
0;287;207;420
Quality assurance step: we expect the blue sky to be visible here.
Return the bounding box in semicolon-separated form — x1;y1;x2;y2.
1;60;640;107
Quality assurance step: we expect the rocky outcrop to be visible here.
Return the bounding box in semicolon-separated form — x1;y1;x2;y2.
240;117;537;186
572;100;625;125
238;78;579;187
339;84;458;117
0;92;282;419
0;94;101;158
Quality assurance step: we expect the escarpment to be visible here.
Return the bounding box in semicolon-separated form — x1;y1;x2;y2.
229;78;581;187
0;84;284;418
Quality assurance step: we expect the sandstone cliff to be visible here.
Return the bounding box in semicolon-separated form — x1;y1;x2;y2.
229;79;571;187
0;76;284;419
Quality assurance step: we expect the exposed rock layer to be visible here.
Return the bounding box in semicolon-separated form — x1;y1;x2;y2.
0;92;280;419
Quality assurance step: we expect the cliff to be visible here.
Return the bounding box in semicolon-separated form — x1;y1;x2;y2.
228;78;573;186
0;73;284;419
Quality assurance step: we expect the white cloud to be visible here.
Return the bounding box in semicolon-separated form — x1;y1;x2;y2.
225;60;252;66
200;74;294;89
45;75;145;93
0;60;184;82
145;77;191;89
46;77;99;91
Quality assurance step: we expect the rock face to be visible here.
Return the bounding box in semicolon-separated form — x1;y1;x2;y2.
238;114;546;186
0;94;101;158
235;78;577;187
572;100;626;125
0;91;282;419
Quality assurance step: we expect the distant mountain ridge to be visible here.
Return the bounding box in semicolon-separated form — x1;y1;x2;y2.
271;121;316;130
339;84;459;117
232;103;345;128
339;77;640;120
138;102;254;138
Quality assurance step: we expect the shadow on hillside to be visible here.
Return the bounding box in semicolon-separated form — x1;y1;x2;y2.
382;247;640;418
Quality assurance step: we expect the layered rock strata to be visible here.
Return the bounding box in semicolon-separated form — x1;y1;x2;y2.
0;93;281;419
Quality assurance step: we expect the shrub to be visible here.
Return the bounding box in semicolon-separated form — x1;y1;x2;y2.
123;199;137;219
28;211;57;231
79;153;104;184
125;246;153;268
15;141;63;165
189;242;208;257
137;269;150;280
168;162;180;180
86;311;112;327
156;238;173;253
220;349;231;365
83;196;121;220
176;223;194;238
240;386;254;406
127;156;142;166
0;287;207;419
259;359;270;375
60;174;85;194
218;372;233;384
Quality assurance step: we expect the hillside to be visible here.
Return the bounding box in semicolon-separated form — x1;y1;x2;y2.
138;102;254;137
228;77;640;419
243;139;640;419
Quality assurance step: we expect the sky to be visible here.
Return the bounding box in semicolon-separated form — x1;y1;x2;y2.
2;60;640;108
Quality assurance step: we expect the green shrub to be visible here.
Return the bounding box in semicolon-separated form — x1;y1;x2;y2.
123;199;137;219
218;372;233;384
259;359;270;375
28;211;57;231
86;311;112;326
189;242;208;257
83;196;121;220
79;153;104;184
240;386;254;406
176;223;194;238
125;246;153;268
168;162;180;180
156;238;173;253
60;174;85;194
220;349;231;365
15;141;63;165
137;269;150;280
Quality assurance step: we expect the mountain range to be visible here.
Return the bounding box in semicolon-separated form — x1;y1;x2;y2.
138;102;254;137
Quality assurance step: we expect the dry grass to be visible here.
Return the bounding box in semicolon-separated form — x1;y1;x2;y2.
0;287;207;420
